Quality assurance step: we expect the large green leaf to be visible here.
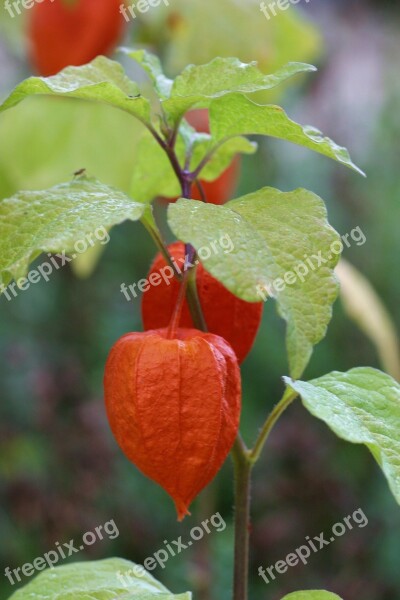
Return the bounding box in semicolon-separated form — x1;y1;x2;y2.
8;558;191;599
0;177;146;286
0;56;151;124
168;188;340;378
281;593;343;600
209;94;365;175
285;368;400;504
163;59;316;123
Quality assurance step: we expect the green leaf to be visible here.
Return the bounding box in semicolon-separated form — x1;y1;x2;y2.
168;187;341;378
172;59;316;97
0;177;146;286
209;94;365;175
120;47;173;99
7;557;192;599
281;592;343;600
163;59;316;123
285;367;400;505
0;56;151;124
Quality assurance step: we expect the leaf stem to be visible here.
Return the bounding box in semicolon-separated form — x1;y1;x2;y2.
194;179;208;203
167;273;189;339
249;389;297;465
142;213;182;281
229;390;297;600
186;267;208;331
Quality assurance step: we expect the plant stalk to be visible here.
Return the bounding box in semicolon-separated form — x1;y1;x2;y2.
249;389;297;465
167;273;189;339
150;125;267;600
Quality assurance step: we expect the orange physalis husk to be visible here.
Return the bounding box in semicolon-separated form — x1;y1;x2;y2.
104;328;241;520
142;242;263;364
28;0;126;77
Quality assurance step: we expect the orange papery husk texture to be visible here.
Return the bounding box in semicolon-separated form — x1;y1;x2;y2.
104;328;241;520
142;242;264;364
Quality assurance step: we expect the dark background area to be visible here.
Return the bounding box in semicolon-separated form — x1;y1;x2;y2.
0;1;399;599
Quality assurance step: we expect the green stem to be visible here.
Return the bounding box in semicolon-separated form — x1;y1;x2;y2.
249;389;297;465
228;391;296;600
167;273;189;339
145;121;267;600
186;267;208;331
142;214;182;280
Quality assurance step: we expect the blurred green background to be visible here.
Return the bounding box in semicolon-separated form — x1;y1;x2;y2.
0;1;399;599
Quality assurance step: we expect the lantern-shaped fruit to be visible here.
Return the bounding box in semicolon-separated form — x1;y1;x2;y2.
104;328;241;520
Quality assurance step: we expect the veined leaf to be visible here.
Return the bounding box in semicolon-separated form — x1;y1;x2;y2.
285;368;400;505
0;56;151;124
168;187;341;378
0;177;146;286
163;59;316;123
7;557;192;599
209;94;365;175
